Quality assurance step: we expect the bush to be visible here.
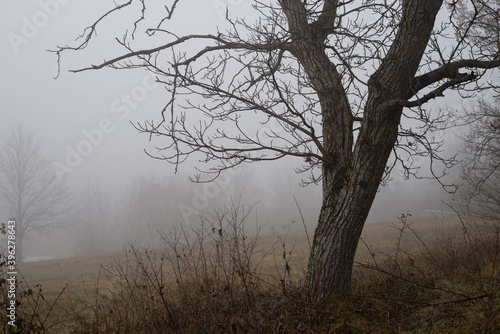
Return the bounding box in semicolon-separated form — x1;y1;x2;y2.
3;208;500;333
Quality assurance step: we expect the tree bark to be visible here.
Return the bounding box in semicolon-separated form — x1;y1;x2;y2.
303;0;444;299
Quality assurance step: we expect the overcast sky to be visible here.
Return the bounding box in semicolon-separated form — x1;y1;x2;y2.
1;1;250;190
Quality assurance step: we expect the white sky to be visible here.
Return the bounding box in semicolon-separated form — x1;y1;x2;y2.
1;1;250;190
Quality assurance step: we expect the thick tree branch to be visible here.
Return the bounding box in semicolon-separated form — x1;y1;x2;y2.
411;59;500;95
280;0;311;46
312;0;339;38
406;72;478;107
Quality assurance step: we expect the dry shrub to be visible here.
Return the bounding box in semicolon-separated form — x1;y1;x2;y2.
0;262;69;333
5;208;500;333
354;213;500;333
67;200;299;333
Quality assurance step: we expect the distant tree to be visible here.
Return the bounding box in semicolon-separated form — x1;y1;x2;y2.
55;0;500;299
121;173;188;245
459;96;500;219
0;126;70;263
74;182;109;256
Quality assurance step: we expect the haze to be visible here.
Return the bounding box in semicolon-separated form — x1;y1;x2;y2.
1;1;456;261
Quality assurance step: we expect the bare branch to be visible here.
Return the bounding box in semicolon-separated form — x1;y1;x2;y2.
411;59;500;96
406;72;478;107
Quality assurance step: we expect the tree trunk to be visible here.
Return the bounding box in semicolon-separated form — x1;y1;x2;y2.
17;235;23;264
306;100;403;298
300;0;444;299
16;227;23;265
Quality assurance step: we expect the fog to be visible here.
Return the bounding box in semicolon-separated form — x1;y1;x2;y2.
1;1;458;261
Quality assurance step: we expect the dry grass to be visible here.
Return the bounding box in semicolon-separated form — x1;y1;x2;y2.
2;210;500;333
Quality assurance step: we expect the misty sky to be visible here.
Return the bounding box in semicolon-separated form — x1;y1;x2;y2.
2;1;176;189
1;1;459;259
0;1;270;189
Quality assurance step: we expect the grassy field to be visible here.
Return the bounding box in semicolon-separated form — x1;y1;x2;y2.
17;214;462;290
3;213;500;333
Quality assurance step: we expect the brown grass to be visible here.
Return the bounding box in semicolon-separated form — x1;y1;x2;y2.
2;210;500;333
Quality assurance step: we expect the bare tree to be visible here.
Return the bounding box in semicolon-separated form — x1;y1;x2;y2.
54;0;500;298
74;182;109;256
122;173;169;246
0;126;70;263
459;96;500;219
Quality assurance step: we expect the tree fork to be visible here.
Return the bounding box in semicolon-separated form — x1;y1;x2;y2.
304;0;444;299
